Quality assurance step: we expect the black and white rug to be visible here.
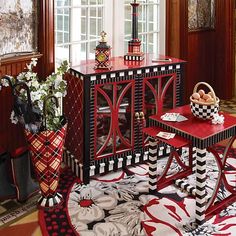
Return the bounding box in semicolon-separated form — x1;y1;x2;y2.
39;146;236;236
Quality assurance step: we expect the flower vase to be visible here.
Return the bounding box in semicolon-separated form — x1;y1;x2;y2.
24;123;67;209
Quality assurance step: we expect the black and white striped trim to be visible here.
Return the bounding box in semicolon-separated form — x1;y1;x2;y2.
175;179;211;200
63;149;84;181
195;148;207;225
150;119;236;149
175;179;196;196
63;149;153;180
70;64;182;83
148;138;158;192
38;192;63;208
124;54;145;61
192;147;197;173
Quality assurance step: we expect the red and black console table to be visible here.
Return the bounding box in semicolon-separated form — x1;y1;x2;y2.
63;53;185;184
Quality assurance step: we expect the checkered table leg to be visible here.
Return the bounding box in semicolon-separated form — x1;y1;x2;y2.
192;147;196;173
195;148;207;225
148;137;158;193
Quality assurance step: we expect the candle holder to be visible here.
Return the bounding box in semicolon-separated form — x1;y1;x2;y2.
94;31;112;70
124;0;144;61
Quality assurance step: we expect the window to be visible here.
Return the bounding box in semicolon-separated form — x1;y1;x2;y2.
55;0;165;66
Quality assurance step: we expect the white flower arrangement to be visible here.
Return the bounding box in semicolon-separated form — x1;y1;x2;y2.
0;58;69;132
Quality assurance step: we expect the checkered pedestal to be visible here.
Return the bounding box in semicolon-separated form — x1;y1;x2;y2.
24;124;67;209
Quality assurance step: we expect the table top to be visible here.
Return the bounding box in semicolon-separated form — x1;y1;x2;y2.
70;53;185;76
149;105;236;148
143;126;190;148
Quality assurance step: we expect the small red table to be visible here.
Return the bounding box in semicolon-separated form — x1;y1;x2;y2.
149;105;236;225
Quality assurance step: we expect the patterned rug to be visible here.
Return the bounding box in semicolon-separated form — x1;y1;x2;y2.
0;194;39;228
39;145;236;236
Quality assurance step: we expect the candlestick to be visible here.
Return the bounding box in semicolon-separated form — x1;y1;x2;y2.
124;0;144;61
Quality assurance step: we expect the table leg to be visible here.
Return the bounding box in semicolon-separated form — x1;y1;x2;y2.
148;137;158;193
192;147;196;173
195;148;207;225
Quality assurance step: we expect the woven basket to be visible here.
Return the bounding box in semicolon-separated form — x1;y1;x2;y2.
190;82;220;120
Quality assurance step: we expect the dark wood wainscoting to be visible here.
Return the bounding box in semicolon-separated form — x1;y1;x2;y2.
0;0;53;152
0;54;41;152
166;0;235;103
187;30;216;97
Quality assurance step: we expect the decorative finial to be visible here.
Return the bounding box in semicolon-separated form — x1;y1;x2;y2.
100;31;107;42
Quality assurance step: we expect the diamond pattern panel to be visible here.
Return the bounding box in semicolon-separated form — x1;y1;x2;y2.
63;72;84;163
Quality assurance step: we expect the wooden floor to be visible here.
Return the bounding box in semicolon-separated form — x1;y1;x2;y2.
0;99;236;236
0;211;41;236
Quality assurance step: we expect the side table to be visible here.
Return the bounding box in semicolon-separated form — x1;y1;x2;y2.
149;105;236;225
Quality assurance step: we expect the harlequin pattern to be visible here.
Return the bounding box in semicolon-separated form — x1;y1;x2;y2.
24;124;67;208
63;72;84;163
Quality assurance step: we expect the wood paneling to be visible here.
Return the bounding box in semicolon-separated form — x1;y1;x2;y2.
38;0;55;78
166;0;181;57
0;54;42;151
166;0;188;101
214;0;235;99
166;0;235;103
0;59;32;151
187;30;215;98
0;0;54;152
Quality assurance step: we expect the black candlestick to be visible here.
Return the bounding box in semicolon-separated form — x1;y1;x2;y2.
131;0;139;41
124;0;144;61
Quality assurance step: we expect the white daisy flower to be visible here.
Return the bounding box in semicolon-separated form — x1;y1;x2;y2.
1;78;10;87
10;111;18;124
54;91;63;98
